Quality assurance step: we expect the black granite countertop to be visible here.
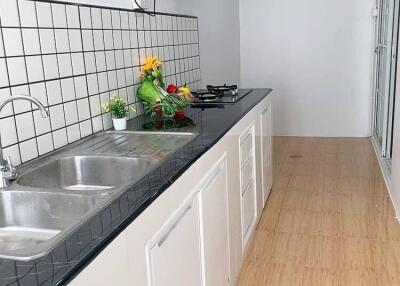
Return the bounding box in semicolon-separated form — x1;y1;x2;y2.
0;88;272;286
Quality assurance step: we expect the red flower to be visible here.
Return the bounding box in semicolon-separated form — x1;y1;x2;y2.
167;84;179;94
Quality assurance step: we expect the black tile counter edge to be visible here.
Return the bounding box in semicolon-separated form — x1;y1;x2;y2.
0;88;272;286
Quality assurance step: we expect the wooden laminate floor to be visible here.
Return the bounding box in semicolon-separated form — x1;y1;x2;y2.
237;137;400;286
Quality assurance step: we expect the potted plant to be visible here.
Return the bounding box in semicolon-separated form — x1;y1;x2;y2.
102;94;135;131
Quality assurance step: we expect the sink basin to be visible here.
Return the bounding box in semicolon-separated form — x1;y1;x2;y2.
17;156;157;193
0;191;104;260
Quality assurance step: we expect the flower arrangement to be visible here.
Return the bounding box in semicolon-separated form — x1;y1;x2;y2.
137;56;193;124
102;94;136;131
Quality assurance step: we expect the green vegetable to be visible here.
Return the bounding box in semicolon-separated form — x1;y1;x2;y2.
137;78;163;104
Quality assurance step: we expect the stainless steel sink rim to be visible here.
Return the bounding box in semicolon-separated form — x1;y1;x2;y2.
0;131;198;261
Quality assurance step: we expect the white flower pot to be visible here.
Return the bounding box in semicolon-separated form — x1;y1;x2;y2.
112;117;127;131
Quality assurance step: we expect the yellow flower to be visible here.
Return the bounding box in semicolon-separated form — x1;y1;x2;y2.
142;56;162;73
178;86;191;96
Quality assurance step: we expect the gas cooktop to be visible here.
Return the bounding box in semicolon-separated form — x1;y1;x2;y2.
192;85;253;107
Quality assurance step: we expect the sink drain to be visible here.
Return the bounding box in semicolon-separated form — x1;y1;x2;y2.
289;154;303;159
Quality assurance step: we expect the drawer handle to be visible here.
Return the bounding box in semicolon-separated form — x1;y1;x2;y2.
157;204;193;247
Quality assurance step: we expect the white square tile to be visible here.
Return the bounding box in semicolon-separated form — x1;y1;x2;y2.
64;101;78;125
79;7;92;29
37;133;54;155
102;112;112;129
99;92;110;105
89;95;101;116
39;29;56;54
91;8;102;29
150;14;156;29
0;30;3;58
95;51;106;72
0;0;19;27
105;51;115;70
55;29;70;53
30;82;48;107
11;85;30;114
111;10;121;29
42;55;59;80
115;50;124;69
138;31;145;48
80;120;92;137
18;0;36;27
92;115;103;133
71;53;85;75
86;74;98;95
7;57;27;85
52;3;67;28
82;30;94;52
117;69;125;88
3;144;21;166
20;138;38;162
128;12;137;30
125;68;133;86
120;11;129;29
144;31;151;47
107;71;117;90
57;54;73;78
3;28;23;57
66;6;80;28
69;30;83;52
93;30;104;51
52;128;67;148
26;56;44;82
123;50;133;67
49;104;65;129
36;2;53;28
84;52;96;74
122;31;130;49
77;98;90;120
101;9;112;29
143;14;150;30
61;78;76;102
22;29;41;55
46;80;62;105
33;108;51;135
98;72;108;93
103;30;114;50
67;124;80;143
0;117;18;146
130;31;138;48
15;112;35;141
74;76;88;99
132;50;140;66
0;59;9;88
136;14;144;30
113;30;123;50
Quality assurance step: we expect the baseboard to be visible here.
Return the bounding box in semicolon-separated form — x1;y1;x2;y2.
370;137;400;223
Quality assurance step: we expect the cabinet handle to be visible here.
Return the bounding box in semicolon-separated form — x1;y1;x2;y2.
157;204;193;247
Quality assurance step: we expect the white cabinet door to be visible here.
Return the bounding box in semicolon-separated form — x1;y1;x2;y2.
260;104;273;207
239;122;257;251
68;233;131;286
146;192;202;286
198;155;230;286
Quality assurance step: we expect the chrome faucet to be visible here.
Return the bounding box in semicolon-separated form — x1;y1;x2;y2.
0;95;49;188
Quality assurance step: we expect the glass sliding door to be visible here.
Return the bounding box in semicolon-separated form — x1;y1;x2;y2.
374;0;399;164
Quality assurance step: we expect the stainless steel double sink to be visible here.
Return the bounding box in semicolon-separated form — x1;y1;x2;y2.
0;131;197;261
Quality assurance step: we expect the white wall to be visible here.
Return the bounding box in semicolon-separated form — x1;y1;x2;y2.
176;0;241;87
239;0;375;137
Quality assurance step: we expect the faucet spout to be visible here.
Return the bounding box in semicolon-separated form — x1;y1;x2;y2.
0;95;49;188
0;95;48;118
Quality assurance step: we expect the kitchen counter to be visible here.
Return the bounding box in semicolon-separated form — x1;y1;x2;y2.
0;88;272;286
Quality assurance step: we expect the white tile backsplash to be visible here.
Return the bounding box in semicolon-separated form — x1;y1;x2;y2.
0;1;200;165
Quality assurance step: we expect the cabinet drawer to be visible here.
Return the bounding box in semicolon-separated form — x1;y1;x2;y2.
242;179;256;239
240;132;254;166
240;156;254;193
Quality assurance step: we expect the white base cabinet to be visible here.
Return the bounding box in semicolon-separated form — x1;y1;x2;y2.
68;95;273;286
